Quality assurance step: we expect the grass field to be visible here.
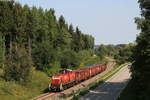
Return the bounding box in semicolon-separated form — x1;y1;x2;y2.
0;68;50;100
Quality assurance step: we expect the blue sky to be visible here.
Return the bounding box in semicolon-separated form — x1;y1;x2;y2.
15;0;140;45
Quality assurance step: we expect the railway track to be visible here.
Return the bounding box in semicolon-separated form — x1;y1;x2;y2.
32;92;57;100
32;61;116;100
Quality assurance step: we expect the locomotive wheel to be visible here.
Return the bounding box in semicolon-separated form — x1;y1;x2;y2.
57;88;60;92
75;81;78;84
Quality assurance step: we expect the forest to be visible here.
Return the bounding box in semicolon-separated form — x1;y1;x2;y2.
0;1;95;82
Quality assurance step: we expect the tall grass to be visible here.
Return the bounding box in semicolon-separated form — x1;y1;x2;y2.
0;68;49;100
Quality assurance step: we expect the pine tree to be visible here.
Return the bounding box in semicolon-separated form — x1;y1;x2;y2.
5;45;32;82
4;2;32;82
0;1;14;68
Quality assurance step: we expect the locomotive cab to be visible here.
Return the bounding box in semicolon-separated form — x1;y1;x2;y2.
49;69;72;91
49;76;63;91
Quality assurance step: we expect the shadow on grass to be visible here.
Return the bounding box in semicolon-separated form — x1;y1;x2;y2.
42;88;50;93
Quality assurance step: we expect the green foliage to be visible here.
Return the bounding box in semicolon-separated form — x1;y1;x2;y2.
126;0;150;99
4;45;32;82
96;44;108;59
79;55;102;68
114;43;135;64
0;34;4;68
0;68;49;100
95;44;116;59
60;49;80;68
46;63;61;77
77;50;91;62
0;1;97;99
32;41;57;71
95;43;134;65
0;0;95;83
0;1;13;68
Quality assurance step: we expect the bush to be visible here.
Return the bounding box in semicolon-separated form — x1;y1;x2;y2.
45;61;62;76
77;50;91;62
0;68;50;100
60;49;80;69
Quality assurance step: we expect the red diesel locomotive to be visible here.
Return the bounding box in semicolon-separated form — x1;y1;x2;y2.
49;63;106;91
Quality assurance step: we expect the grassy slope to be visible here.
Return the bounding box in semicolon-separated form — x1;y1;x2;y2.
0;68;50;100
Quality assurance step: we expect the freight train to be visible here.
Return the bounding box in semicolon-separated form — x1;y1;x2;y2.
49;63;106;91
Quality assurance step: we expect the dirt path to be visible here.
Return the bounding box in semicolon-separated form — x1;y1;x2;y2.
79;66;131;100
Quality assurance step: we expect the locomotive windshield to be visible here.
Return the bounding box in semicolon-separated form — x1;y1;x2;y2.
59;69;72;74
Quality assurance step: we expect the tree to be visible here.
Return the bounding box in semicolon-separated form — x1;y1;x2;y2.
23;5;34;57
114;43;134;64
4;45;32;82
60;50;80;68
131;0;150;99
3;2;32;82
0;1;14;67
96;44;108;59
57;15;72;49
0;33;4;68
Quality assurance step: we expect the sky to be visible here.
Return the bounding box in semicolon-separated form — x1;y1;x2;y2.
15;0;141;45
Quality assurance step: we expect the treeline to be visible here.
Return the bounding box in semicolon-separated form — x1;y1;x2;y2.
95;44;134;64
95;44;116;59
0;1;94;82
114;43;134;64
